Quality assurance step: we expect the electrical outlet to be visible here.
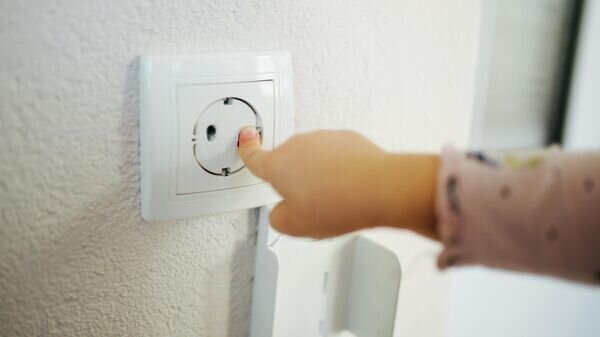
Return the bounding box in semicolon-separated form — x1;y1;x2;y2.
139;52;293;221
192;96;262;177
175;80;274;195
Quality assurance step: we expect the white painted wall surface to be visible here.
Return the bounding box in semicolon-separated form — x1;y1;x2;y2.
0;1;479;336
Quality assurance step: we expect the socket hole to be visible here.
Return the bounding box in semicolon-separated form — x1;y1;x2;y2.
206;125;216;142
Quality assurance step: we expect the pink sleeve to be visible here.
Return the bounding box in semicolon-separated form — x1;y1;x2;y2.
436;146;600;284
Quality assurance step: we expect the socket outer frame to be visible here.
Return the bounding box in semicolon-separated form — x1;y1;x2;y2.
139;51;293;221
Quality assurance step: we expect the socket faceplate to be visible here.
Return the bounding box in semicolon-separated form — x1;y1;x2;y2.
139;52;293;221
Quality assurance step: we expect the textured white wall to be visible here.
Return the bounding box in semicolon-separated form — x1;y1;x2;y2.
0;1;479;336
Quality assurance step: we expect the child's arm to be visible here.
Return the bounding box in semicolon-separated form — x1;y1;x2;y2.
238;127;600;284
237;127;440;239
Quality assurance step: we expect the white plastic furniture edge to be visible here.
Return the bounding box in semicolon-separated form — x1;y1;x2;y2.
250;206;402;337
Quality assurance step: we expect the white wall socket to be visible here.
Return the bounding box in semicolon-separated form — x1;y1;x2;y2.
139;51;293;221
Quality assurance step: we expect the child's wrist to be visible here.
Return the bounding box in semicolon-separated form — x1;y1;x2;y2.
372;153;440;239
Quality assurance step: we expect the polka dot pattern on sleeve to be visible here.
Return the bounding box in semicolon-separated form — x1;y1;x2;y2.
435;147;600;285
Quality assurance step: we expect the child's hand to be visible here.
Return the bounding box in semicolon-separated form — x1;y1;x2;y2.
238;126;439;239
